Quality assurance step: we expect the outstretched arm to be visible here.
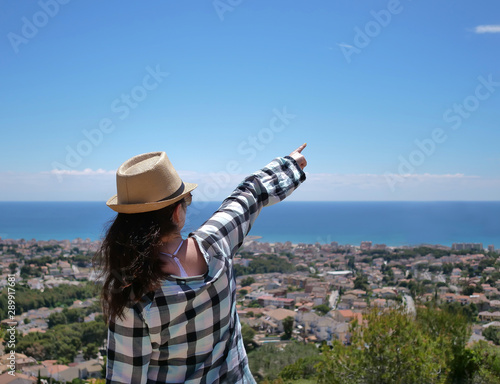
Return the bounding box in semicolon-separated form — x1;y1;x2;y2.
191;144;308;258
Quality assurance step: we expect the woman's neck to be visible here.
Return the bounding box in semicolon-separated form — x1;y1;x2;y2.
161;229;182;240
160;233;183;249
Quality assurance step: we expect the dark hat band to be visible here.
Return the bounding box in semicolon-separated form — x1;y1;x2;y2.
159;182;185;202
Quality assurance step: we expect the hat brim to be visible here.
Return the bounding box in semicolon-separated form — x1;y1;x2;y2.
106;182;198;214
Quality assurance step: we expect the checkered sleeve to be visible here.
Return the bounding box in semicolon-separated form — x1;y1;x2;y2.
106;305;152;384
192;156;306;257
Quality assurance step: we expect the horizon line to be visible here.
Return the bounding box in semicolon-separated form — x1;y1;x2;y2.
1;200;500;203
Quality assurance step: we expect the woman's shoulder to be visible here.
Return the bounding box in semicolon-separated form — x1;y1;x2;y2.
183;237;208;276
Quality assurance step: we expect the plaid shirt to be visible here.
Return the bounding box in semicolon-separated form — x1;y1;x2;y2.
106;156;306;384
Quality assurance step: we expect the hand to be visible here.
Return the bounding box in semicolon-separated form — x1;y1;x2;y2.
289;143;307;170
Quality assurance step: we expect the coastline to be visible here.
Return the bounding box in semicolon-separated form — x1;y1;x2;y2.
0;235;491;253
0;201;499;248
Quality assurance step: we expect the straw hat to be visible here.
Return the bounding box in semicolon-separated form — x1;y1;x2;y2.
106;151;197;214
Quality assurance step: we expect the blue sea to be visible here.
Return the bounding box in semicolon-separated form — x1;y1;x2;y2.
0;201;499;248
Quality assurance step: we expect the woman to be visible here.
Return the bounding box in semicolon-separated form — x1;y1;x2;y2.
95;144;307;383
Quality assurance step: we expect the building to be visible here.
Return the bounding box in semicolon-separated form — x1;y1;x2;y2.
325;271;353;277
311;316;338;343
479;311;500;322
332;309;362;323
262;308;296;333
360;241;372;251
452;243;483;251
283;275;308;289
257;296;295;310
0;372;36;384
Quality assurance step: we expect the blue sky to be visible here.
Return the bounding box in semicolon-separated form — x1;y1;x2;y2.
1;0;499;201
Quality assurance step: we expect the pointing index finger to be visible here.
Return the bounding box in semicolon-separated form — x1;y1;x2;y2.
294;143;307;153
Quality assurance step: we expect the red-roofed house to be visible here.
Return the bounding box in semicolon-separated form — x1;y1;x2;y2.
257;296;295;309
0;372;36;384
333;309;362;323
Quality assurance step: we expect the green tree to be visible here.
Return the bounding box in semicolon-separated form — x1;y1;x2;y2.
417;304;473;382
442;263;453;275
346;256;355;270
382;267;395;284
234;254;295;276
483;326;500;346
16;319;106;362
313;304;331;316
83;343;98;360
316;307;451;384
353;274;369;291
64;307;85;323
429;265;442;273
241;276;255;287
248;300;262;308
463;286;475;296
20;265;43;278
48;311;67;328
248;342;319;383
71;253;92;268
0;282;98;320
296;265;309;272
2;328;21;353
80;321;108;345
279;354;324;382
241;323;256;352
442;301;478;323
26;342;46;361
8;262;18;274
468;341;500;383
281;316;294;340
408;280;424;297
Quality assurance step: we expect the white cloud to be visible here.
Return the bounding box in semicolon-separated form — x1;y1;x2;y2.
474;25;500;34
0;170;116;201
49;168;115;176
392;173;469;178
290;172;498;201
0;170;499;201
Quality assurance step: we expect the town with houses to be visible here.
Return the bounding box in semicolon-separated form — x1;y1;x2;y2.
0;236;500;383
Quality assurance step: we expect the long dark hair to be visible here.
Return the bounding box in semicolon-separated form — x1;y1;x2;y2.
93;199;186;322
